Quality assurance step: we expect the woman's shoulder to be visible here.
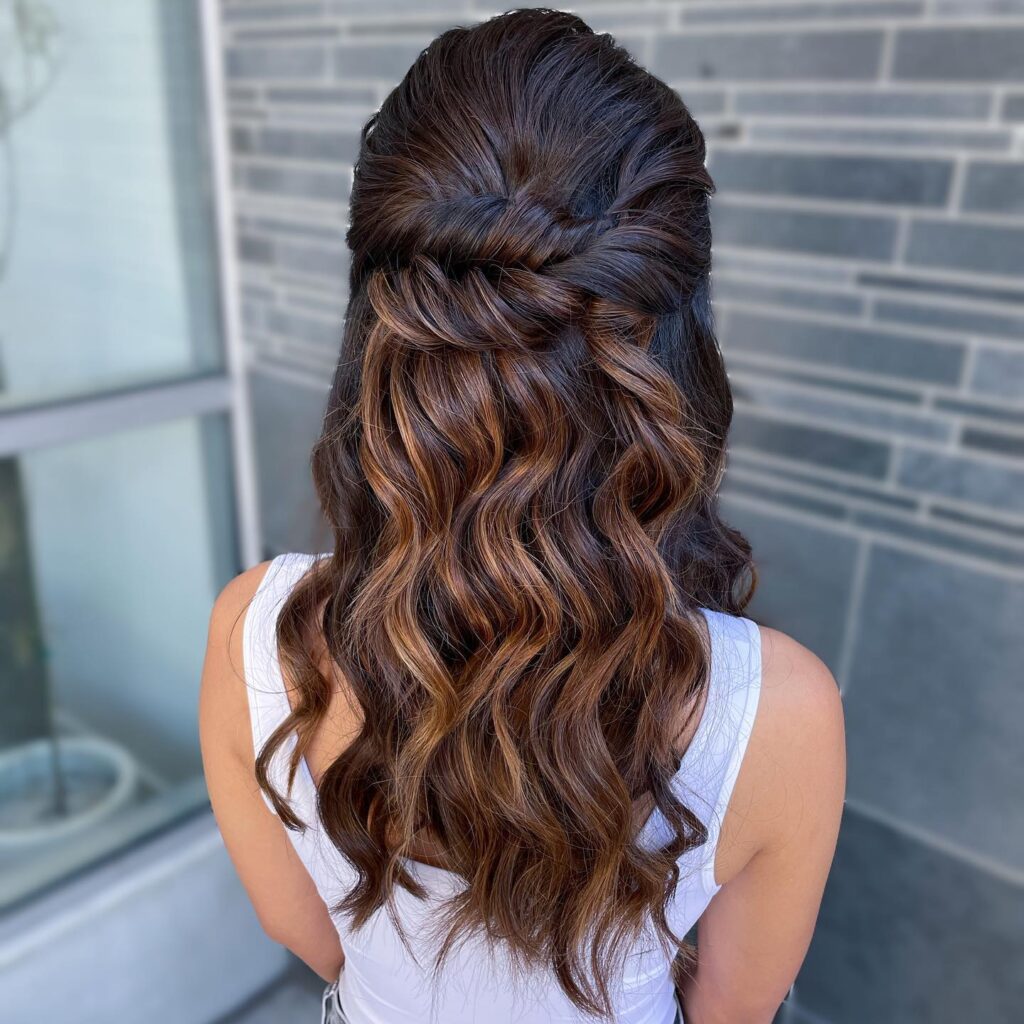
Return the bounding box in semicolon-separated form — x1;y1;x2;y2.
209;552;321;633
756;623;844;794
211;558;277;622
746;626;845;803
714;623;846;884
199;560;278;772
200;556;306;760
756;625;843;735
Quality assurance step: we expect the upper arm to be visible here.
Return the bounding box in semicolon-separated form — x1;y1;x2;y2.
685;626;847;1024
197;563;343;971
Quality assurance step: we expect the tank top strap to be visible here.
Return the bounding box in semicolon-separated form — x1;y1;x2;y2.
657;608;762;894
704;611;761;805
241;551;323;818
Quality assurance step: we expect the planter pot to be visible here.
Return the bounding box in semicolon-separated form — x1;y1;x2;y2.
0;735;138;849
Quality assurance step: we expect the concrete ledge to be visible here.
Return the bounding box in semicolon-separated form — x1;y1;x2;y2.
0;811;289;1024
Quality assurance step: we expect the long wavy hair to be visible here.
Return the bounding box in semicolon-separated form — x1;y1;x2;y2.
256;8;755;1018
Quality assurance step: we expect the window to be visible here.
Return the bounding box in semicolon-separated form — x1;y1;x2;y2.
0;0;254;909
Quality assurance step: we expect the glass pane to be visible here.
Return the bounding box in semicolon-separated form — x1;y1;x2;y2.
1;0;223;408
0;412;237;909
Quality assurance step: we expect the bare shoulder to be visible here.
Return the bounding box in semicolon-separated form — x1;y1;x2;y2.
695;627;847;1016
716;623;846;883
757;625;845;741
749;623;846;834
198;560;276;763
208;559;276;644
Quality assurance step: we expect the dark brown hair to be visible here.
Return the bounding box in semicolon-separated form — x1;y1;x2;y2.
257;8;755;1017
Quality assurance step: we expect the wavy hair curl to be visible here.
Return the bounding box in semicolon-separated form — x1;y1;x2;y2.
257;8;756;1018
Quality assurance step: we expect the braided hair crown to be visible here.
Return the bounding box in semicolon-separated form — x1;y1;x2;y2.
347;9;714;356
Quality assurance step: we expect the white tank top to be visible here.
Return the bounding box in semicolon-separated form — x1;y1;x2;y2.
243;552;762;1024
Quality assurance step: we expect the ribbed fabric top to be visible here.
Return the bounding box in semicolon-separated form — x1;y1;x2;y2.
243;551;762;1024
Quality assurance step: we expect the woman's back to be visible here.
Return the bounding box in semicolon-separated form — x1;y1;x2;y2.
199;11;846;1022
241;552;761;1024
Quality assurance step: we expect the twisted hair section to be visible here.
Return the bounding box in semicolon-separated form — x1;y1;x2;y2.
255;9;755;1018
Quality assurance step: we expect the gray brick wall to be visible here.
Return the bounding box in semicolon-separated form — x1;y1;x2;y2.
217;2;1024;1020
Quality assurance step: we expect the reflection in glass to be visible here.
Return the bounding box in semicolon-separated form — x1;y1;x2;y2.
1;0;223;408
0;412;237;909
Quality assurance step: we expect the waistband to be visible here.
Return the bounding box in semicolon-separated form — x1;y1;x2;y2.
321;980;685;1024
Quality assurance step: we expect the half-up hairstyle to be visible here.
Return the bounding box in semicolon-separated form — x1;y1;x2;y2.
257;7;756;1018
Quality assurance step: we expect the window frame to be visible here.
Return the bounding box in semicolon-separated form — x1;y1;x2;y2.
0;0;261;568
0;0;259;912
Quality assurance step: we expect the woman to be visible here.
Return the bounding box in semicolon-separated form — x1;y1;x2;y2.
199;9;845;1023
